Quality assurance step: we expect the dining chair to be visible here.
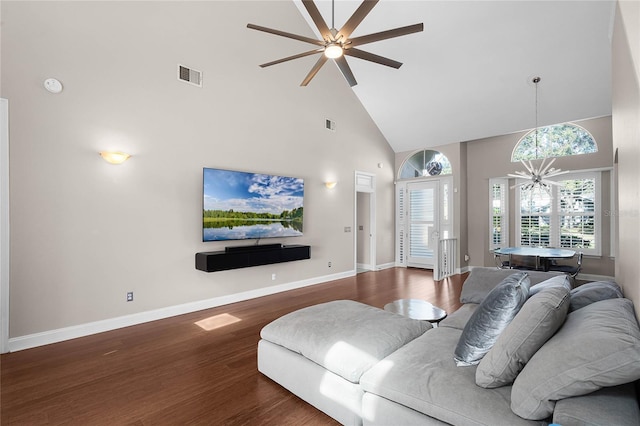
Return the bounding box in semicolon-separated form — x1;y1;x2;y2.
548;252;583;278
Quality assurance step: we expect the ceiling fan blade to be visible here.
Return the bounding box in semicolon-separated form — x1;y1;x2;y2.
247;23;324;46
301;55;328;86
344;48;402;69
337;0;379;40
335;56;357;87
259;48;324;68
301;0;331;40
349;23;424;47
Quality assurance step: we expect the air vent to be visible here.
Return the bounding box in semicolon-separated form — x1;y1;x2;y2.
178;64;202;87
325;119;336;131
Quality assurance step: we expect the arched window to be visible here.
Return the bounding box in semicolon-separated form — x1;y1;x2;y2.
512;123;598;162
399;149;452;179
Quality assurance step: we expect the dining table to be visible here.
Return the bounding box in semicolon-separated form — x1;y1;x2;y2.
493;246;576;271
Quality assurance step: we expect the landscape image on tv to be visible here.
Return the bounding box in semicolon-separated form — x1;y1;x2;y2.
203;168;304;242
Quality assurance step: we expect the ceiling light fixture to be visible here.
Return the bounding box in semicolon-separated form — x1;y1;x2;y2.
509;77;568;191
324;42;343;59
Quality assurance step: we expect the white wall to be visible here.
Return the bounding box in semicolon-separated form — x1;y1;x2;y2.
0;1;396;346
612;0;640;315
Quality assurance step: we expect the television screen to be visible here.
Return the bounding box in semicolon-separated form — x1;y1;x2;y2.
202;168;304;242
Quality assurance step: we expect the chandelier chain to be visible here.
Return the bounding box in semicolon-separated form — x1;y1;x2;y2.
534;76;540;159
508;75;568;192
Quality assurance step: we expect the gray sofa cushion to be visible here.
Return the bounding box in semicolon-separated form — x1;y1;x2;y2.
529;274;571;296
439;303;478;330
360;327;539;425
454;272;530;366
476;286;570;388
461;267;563;304
260;300;431;383
511;298;640;420
552;383;640;426
569;280;623;311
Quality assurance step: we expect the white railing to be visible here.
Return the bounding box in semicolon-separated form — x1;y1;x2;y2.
435;238;457;281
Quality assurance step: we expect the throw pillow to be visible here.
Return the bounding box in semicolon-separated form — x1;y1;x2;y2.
460;267;561;304
529;274;571;296
453;272;530;367
475;286;570;388
511;298;640;420
569;280;623;312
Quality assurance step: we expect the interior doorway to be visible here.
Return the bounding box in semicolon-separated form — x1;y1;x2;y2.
357;192;372;272
355;171;376;273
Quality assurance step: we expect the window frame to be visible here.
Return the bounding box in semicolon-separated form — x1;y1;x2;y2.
515;171;601;256
489;178;509;251
511;122;598;162
398;149;452;180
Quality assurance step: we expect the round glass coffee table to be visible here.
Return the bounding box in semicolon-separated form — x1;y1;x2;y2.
384;299;447;326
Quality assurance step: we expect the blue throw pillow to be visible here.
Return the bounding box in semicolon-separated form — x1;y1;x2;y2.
569;281;623;311
454;272;530;366
529;274;571;296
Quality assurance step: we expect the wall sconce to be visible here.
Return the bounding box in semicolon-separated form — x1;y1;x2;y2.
325;181;337;189
100;151;131;165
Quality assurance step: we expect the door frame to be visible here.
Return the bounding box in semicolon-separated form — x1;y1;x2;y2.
396;176;454;271
354;171;376;272
406;180;440;269
1;98;9;353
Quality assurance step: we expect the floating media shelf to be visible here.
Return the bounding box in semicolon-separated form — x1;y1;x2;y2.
195;244;311;272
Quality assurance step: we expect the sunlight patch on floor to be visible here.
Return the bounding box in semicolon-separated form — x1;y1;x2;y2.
195;313;241;331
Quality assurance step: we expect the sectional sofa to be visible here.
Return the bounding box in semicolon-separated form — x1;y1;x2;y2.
258;268;640;425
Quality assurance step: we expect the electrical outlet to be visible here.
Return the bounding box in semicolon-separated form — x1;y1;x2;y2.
126;292;133;302
271;273;276;281
328;261;332;268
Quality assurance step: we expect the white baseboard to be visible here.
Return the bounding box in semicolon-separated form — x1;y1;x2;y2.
356;262;372;271
356;262;395;271
376;262;396;270
8;270;356;352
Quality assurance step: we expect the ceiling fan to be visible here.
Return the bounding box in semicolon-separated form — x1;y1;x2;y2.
247;0;424;87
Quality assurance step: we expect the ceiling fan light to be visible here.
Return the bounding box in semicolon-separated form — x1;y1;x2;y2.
324;43;343;59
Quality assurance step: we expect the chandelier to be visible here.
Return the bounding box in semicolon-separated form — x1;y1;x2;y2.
509;77;568;191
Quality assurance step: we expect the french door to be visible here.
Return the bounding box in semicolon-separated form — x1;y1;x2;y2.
406;181;439;268
396;177;453;274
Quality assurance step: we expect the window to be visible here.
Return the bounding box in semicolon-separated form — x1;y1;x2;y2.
512;123;598;162
516;172;600;255
399;149;452;179
489;178;509;250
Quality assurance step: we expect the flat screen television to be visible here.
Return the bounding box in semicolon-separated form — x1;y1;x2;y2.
202;167;304;242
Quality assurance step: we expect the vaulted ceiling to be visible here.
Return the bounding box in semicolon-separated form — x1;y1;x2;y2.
280;0;615;153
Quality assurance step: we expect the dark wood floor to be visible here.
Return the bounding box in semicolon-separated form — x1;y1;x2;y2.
1;267;466;425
